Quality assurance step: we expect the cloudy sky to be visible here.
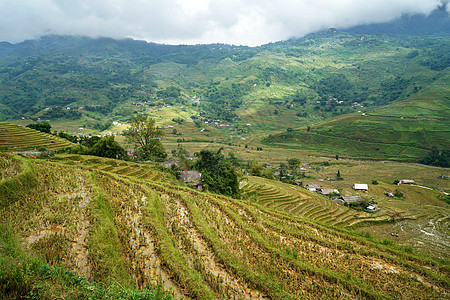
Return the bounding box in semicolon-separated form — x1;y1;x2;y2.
0;0;445;46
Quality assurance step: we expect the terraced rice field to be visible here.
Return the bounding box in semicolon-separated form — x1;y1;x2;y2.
49;154;170;184
0;122;73;151
242;176;392;227
1;153;449;299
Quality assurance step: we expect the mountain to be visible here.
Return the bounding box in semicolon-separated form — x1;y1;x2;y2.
0;4;448;162
341;2;450;36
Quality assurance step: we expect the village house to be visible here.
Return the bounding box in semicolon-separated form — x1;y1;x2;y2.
366;204;378;211
399;179;415;185
353;183;368;191
319;188;340;196
159;160;181;168
305;184;321;192
178;170;202;190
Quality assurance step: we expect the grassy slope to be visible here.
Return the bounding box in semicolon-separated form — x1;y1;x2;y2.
115;35;449;162
257;36;450;161
1;153;449;299
0;122;74;151
263;80;450;161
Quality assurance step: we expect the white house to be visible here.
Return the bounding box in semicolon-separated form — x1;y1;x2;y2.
353;184;368;191
399;179;415;185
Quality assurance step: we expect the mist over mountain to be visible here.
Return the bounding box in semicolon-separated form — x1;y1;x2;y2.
341;2;450;36
0;0;446;46
0;2;447;58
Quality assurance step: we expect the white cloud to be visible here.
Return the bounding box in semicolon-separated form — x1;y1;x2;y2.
0;0;443;45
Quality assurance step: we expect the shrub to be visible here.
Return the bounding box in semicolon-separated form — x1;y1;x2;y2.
394;189;404;198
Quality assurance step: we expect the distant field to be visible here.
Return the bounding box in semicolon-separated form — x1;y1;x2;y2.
242;176;389;227
264;110;450;161
0;122;73;151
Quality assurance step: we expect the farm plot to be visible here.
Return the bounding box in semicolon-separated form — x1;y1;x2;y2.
0;122;73;151
141;179;449;299
1;154;449;299
242;176;389;227
51;155;171;184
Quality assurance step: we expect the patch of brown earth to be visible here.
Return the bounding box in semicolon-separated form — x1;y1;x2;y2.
162;194;264;299
124;195;183;299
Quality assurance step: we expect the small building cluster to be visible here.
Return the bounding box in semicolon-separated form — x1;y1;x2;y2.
302;182;377;211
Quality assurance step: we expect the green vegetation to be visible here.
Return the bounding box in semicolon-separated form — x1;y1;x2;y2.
26;122;52;133
194;148;240;197
419;148;450;167
87;136;126;159
264;112;450;161
0;154;37;209
124;116;166;161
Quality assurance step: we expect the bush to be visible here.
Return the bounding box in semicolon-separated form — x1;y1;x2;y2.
394;189;404;198
419;149;449;168
26;122;51;133
87;136;126;159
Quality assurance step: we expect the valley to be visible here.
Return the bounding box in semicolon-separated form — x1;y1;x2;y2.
0;8;449;299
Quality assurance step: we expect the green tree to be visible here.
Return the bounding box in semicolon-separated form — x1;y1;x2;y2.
287;158;301;169
124;116;166;161
26;122;51;134
227;152;241;167
262;167;274;179
250;160;262;176
80;136;101;148
419;149;449;168
394;189;404;198
88;136;126;159
195;148;239;197
175;143;192;169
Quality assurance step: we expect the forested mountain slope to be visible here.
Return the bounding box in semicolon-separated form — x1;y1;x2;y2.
0;5;448;161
